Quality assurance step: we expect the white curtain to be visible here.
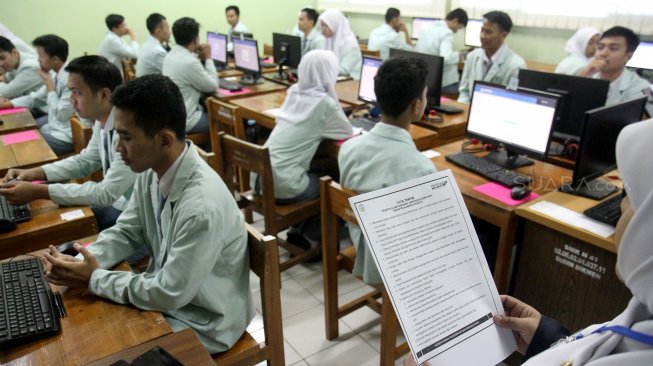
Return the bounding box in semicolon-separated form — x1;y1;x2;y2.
317;0;447;18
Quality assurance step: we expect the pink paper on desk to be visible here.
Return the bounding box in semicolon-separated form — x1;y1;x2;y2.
2;130;39;145
218;87;252;95
440;97;451;103
473;182;539;206
0;107;28;116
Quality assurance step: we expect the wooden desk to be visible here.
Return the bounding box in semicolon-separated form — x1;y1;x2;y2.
0;199;98;259
334;79;365;107
416;100;469;146
526;60;557;73
230;90;440;151
0;131;58;176
215;76;288;101
512;191;631;331
0;110;37;134
0;247;173;366
88;328;214;366
431;141;572;292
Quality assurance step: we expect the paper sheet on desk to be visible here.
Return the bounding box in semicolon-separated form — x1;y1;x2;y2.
2;130;39;144
348;170;516;366
0;107;28;116
529;201;615;238
264;107;281;117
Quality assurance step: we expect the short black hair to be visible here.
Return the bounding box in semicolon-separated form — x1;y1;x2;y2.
446;8;469;27
385;8;400;24
172;17;200;47
225;5;240;16
0;36;16;52
375;56;428;118
112;74;186;140
483;11;513;33
32;34;68;62
302;8;319;26
146;13;166;35
602;26;640;53
65;55;122;94
105;14;125;31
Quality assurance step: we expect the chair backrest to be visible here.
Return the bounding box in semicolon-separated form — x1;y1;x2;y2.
263;43;273;57
206;97;246;141
320;176;358;225
70;115;92;154
121;57;136;81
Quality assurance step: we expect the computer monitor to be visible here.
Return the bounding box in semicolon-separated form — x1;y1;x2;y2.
466;81;560;169
561;96;647;200
358;56;382;104
233;38;261;85
626;41;653;70
231;31;254;41
411;17;437;40
464;19;483;48
518;69;610;141
389;48;443;107
207;31;227;66
272;33;301;79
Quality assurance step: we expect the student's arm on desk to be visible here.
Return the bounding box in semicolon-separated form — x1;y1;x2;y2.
323;101;353;140
0;64;42;99
42;126;103;180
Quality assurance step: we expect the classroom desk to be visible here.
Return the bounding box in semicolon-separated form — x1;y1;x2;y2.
416;99;470;146
0;199;98;260
0;244;173;366
512;191;631;331
230;90;440;152
0;130;58;176
0;110;37;134
88;328;214;366
431;140;572;292
215;76;288;101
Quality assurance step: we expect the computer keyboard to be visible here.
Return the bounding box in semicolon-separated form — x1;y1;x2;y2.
583;194;623;227
260;61;276;68
350;117;378;132
0;195;31;222
218;79;242;92
432;104;463;114
445;152;532;187
0;258;60;346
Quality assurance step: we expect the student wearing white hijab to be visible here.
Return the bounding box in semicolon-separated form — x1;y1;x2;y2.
319;9;362;80
555;27;600;75
404;119;653;365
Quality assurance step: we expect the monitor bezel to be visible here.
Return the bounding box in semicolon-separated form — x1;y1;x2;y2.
388;48;444;107
411;17;438;40
357;56;383;104
464;19;483;48
272;32;302;69
626;41;653;70
233;38;261;75
207;31;228;64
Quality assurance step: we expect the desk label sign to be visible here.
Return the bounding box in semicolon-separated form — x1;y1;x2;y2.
554;243;607;280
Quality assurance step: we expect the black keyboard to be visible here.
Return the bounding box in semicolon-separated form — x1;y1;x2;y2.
0;258;60;346
432;104;463;114
218;79;242;92
260;61;276;68
584;194;623;227
350;117;377;132
0;195;31;222
445;152;531;187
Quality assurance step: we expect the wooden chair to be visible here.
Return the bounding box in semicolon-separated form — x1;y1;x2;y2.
212;224;285;366
69;116;103;182
215;132;321;272
206;97;246;154
320;176;409;365
121;57;136;81
361;49;381;58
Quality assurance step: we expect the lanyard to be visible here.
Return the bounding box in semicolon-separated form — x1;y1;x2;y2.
575;325;653;346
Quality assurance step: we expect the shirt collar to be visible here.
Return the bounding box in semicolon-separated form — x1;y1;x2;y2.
369;122;415;146
483;43;506;64
158;143;188;199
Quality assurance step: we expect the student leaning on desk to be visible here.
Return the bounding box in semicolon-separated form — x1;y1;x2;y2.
40;74;253;354
405;119;653;365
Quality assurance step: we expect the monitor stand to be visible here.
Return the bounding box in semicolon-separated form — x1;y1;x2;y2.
484;150;534;169
559;179;619;200
239;74;263;85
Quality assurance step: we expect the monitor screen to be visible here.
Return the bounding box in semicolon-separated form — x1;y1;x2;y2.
518;69;609;140
233;38;260;74
358;57;382;103
207;32;227;64
389;48;443;107
464;19;483;48
571;96;647;187
467;82;559;159
272;33;301;68
411;17;437;40
626;41;653;70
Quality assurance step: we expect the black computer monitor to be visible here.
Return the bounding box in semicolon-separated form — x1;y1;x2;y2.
231;31;254;41
518;69;610;141
626;41;653;70
466;81;560;169
464;19;483;48
272;33;301;79
561;96;647;200
411;17;438;40
358;56;383;104
389;48;443;107
207;31;227;67
233;38;262;85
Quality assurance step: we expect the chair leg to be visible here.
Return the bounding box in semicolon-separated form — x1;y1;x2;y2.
380;287;399;366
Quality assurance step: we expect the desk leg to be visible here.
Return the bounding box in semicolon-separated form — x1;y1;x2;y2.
493;215;519;293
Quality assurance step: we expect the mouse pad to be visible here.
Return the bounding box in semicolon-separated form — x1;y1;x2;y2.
473;182;539;206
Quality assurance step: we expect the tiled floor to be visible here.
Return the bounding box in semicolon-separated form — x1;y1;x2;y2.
247;214;406;366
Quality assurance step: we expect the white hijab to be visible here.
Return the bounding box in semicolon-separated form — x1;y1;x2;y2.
319;9;359;60
526;118;653;365
564;27;600;61
275;50;343;125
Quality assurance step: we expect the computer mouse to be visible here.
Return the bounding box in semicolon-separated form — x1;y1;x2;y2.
0;218;17;233
56;241;79;256
511;186;531;200
512;175;531;186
